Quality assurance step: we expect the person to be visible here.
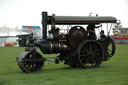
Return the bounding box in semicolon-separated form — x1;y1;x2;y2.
100;30;106;41
87;24;102;40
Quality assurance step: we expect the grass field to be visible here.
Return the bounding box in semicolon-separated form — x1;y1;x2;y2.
0;45;128;85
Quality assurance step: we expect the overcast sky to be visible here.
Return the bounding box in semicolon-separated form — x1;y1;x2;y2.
0;0;128;28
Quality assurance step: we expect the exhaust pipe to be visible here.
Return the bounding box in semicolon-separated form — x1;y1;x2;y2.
42;12;48;39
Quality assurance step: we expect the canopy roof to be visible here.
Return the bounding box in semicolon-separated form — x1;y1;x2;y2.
47;16;117;25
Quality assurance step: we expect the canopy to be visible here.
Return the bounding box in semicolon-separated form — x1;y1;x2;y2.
47;16;117;25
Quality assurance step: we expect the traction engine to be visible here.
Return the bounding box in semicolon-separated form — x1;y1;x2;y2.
17;12;117;73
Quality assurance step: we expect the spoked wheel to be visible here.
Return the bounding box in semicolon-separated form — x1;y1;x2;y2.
106;36;116;57
77;40;104;68
17;49;45;73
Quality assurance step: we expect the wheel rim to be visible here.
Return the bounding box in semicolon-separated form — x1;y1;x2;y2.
17;51;44;73
78;41;104;68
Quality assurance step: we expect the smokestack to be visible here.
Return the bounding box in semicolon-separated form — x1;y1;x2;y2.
42;12;48;39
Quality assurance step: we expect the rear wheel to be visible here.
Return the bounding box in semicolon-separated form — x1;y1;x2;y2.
107;36;116;57
77;40;104;68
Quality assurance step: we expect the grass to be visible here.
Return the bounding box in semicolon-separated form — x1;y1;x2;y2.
0;45;128;85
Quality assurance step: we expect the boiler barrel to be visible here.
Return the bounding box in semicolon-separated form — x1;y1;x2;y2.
35;40;68;54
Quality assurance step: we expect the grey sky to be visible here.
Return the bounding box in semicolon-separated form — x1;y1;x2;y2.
0;0;128;28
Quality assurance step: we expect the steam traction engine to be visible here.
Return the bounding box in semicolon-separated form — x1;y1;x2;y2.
17;12;117;73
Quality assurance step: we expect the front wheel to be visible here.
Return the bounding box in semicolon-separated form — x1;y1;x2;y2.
17;49;45;73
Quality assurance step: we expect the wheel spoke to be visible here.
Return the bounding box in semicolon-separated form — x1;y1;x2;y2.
80;54;87;57
93;49;98;53
82;48;89;53
89;43;93;52
108;49;112;52
80;57;85;62
88;57;96;64
91;44;97;51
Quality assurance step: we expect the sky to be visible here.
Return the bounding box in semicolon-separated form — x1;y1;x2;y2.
0;0;128;35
